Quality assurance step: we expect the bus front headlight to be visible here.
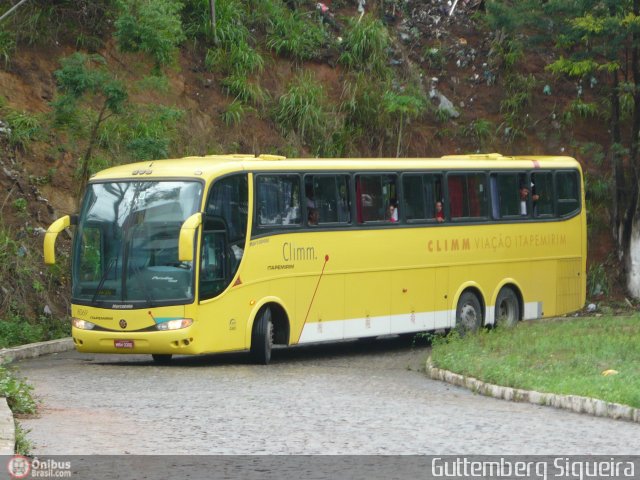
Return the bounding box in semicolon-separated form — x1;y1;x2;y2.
156;319;193;331
72;318;96;330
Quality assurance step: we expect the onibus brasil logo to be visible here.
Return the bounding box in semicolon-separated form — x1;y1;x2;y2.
8;456;72;478
7;456;30;479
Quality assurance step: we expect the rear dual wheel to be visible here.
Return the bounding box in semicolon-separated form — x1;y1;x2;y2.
455;292;483;336
495;287;520;328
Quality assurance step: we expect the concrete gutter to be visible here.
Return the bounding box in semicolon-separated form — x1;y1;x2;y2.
0;338;75;455
426;357;640;423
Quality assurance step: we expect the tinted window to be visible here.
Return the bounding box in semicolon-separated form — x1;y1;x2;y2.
492;173;521;218
403;174;443;221
356;174;398;223
556;171;580;216
206;174;248;243
256;175;301;226
304;174;351;225
448;173;488;219
532;171;554;217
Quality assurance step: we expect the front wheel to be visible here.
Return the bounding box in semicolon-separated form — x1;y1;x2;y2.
455;291;483;336
495;287;520;328
250;307;273;365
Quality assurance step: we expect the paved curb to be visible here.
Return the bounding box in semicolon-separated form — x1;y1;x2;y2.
426;357;640;423
0;398;14;456
0;338;75;455
0;338;74;364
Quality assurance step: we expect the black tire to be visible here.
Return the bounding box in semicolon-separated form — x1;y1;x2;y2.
250;307;273;365
495;287;520;328
455;291;483;336
152;354;173;364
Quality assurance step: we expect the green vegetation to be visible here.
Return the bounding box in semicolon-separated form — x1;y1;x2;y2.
221;99;251;126
431;316;640;408
0;224;70;345
273;71;331;153
0;366;36;455
382;91;426;157
265;6;327;61
0;365;36;415
0;106;41;150
0;28;15;67
339;15;390;74
52;52;128;192
114;0;185;71
461;119;494;150
587;262;610;298
15;423;32;456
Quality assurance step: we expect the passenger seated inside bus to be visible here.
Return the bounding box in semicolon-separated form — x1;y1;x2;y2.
519;183;540;216
387;201;398;223
435;201;444;222
308;207;319;226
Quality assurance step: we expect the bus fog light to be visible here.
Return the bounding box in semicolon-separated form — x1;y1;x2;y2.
72;318;96;330
156;319;193;331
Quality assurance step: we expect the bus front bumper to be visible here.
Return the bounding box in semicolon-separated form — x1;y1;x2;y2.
72;326;201;355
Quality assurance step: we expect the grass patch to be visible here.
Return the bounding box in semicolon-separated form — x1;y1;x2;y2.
0;366;36;455
0;365;36;415
431;316;640;408
15;423;32;455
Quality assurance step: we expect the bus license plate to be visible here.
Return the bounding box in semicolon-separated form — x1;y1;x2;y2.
114;340;134;349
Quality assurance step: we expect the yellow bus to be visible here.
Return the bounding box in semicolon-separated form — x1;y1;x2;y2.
44;153;586;364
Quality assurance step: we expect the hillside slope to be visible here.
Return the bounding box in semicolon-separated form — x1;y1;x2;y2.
0;0;619;334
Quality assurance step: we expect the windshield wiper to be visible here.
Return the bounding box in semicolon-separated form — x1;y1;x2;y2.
90;257;117;304
127;261;156;307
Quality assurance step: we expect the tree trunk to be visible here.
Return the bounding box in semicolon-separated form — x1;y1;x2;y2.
78;101;108;198
625;0;640;297
210;0;217;45
396;112;404;158
610;72;625;244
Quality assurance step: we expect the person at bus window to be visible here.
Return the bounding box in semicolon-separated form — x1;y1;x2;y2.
305;183;315;208
435;201;445;222
530;181;540;215
387;201;398;223
519;185;531;215
308;207;319;226
520;183;539;215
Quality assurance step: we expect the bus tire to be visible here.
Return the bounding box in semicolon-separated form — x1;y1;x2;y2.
495;287;520;328
251;307;273;365
152;354;173;364
455;291;483;336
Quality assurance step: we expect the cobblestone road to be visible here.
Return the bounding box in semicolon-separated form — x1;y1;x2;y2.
16;337;640;455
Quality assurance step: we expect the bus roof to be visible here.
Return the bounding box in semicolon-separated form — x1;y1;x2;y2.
89;153;581;182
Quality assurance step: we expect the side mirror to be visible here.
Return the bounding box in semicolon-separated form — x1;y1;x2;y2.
43;215;71;265
178;212;203;262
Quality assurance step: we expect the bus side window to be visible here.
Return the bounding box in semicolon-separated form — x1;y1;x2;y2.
556;171;580;216
206;174;249;243
256;175;301;226
492;173;520;218
448;173;488;220
532;172;554;217
356;174;397;223
403;173;442;222
305;174;351;225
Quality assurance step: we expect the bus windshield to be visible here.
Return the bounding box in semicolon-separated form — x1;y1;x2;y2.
72;180;203;307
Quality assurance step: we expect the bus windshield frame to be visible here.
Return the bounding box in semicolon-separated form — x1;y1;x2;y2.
71;179;204;309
